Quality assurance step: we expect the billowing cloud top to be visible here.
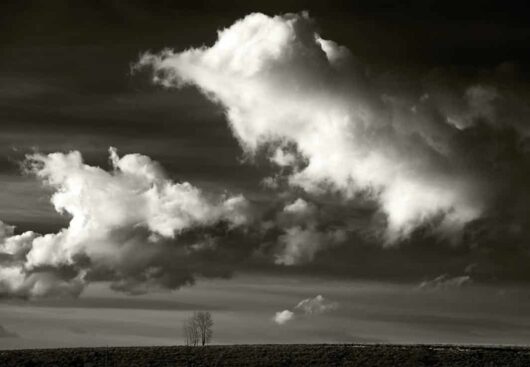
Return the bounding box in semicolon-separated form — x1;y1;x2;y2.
135;11;494;242
0;149;250;298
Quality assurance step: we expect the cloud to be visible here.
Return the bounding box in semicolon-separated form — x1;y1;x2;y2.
273;294;338;325
135;11;489;243
275;225;345;266
295;294;339;315
273;309;294;325
0;148;251;298
283;198;316;218
418;274;472;291
262;198;347;266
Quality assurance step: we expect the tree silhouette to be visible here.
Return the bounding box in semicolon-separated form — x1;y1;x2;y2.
183;315;199;346
183;311;213;346
194;311;213;346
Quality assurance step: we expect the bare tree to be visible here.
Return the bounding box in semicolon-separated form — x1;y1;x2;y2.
183;315;199;346
194;311;213;346
183;311;213;346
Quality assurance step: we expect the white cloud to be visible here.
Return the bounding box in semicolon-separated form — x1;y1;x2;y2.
273;198;346;265
0;263;85;299
273;294;338;325
295;294;339;315
0;221;36;259
0;148;251;298
24;147;250;268
283;198;315;217
136;11;485;243
445;85;499;130
273;309;294;325
270;148;297;167
275;226;345;266
418;274;472;291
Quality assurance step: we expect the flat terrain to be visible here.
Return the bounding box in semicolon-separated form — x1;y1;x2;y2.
1;344;529;366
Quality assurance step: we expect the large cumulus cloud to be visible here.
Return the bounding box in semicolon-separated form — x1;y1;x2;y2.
134;12;494;244
135;11;530;278
0;148;251;297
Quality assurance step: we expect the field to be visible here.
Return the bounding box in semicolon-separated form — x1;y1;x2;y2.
1;344;530;367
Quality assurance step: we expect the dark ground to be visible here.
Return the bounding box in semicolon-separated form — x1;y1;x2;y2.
1;344;530;367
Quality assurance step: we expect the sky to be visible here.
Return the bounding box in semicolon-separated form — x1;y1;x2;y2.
1;0;530;347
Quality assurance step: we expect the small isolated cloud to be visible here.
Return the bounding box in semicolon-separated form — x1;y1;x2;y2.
273;294;338;325
418;274;472;291
273;310;295;325
295;294;339;315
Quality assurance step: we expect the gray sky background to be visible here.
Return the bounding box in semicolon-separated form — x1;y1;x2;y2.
2;274;530;349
